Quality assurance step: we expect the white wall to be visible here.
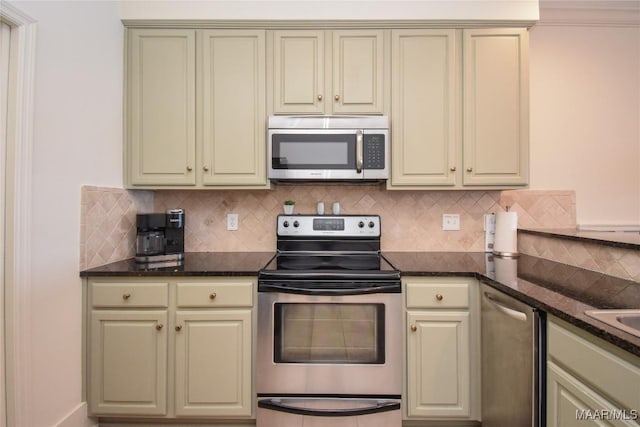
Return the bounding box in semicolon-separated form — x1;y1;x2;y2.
529;11;640;227
6;1;123;425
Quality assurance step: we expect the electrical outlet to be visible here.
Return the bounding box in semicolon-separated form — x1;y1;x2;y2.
227;213;239;231
442;214;460;231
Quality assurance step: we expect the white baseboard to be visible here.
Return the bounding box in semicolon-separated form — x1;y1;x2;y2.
54;402;97;427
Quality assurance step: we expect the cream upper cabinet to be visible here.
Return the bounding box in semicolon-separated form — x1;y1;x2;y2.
126;29;196;186
125;29;268;189
271;30;324;114
389;27;529;189
462;28;529;186
390;29;459;187
199;30;267;187
269;30;386;115
404;277;481;421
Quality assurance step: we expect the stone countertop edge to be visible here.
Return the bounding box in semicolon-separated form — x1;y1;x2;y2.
519;228;640;250
80;251;640;358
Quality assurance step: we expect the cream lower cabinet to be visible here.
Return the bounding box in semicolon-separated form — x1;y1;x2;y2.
546;317;640;427
390;28;529;189
404;277;481;421
86;278;255;420
125;29;267;189
269;29;387;114
89;309;169;415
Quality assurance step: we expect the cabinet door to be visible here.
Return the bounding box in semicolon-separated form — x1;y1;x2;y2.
89;310;168;416
463;28;529;186
126;29;196;186
406;311;470;418
390;30;459;187
199;30;267;187
332;30;385;114
271;30;325;114
547;361;637;427
174;309;253;417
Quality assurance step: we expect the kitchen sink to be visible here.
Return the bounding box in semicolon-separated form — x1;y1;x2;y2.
585;309;640;338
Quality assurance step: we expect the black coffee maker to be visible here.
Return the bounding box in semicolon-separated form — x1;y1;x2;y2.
135;209;185;264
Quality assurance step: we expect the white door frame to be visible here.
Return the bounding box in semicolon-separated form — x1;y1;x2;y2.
0;3;36;427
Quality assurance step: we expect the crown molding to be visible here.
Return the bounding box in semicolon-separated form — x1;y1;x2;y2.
538;0;640;27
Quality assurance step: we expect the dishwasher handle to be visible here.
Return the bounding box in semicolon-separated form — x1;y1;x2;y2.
483;291;528;322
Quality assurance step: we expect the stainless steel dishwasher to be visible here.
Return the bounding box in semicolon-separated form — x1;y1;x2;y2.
481;283;544;427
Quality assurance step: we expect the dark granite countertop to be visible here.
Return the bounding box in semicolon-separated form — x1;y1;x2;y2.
520;228;640;250
79;252;275;277
81;251;640;357
384;252;640;358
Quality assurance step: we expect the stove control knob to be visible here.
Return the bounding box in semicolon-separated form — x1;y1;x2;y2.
283;221;289;228
293;220;300;228
368;221;375;228
358;221;365;228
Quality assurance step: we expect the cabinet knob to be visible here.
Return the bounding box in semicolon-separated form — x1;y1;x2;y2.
186;165;193;172
156;324;164;331
209;292;217;300
203;166;209;172
122;293;131;300
450;166;456;172
436;294;444;301
317;94;323;101
175;325;183;332
334;94;340;101
466;167;473;172
411;325;417;332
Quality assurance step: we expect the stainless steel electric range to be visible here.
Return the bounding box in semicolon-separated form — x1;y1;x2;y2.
257;215;401;427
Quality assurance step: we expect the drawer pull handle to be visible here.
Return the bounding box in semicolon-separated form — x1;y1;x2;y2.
436;294;444;301
156;324;164;331
411;325;417;332
175;325;183;332
209;292;217;300
122;293;131;300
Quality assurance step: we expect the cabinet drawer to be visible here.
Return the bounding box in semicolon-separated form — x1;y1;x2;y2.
91;282;169;308
176;281;253;308
406;282;469;309
548;319;640;412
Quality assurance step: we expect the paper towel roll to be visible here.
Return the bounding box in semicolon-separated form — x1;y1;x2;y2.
493;211;518;257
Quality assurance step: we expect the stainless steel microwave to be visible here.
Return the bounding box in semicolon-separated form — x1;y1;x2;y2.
268;115;389;181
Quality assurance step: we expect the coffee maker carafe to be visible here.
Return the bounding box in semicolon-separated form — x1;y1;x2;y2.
135;209;185;264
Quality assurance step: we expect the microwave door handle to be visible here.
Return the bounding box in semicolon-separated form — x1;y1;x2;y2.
258;398;400;417
356;129;363;173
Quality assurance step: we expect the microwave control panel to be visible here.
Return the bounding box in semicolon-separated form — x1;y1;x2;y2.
363;134;386;170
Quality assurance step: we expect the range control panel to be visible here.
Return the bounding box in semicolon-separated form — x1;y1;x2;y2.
277;215;381;237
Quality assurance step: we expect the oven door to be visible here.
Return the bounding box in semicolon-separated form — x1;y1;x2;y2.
257;283;401;396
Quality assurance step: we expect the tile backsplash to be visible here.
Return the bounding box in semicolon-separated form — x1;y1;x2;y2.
80;185;578;270
80;186;153;270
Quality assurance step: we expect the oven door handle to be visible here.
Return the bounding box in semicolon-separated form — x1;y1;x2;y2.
258;398;400;417
258;283;400;295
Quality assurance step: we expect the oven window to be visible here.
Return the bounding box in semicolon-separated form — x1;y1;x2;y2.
274;303;384;364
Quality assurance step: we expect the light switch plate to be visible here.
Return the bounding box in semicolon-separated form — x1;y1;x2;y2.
227;213;239;231
442;214;460;231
